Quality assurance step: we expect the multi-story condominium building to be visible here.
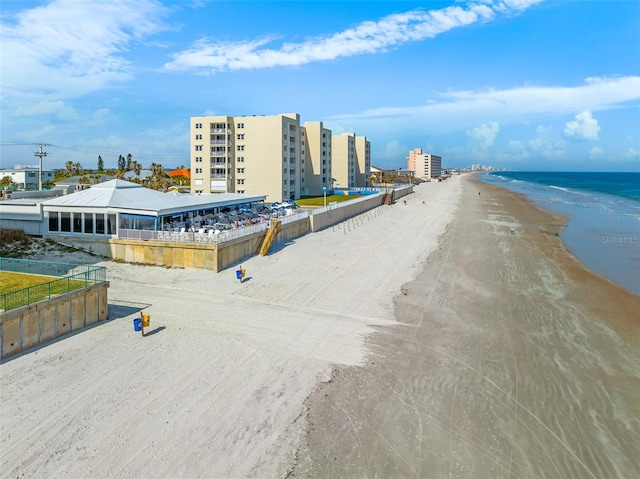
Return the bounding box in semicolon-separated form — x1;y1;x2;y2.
191;113;305;202
355;136;371;186
332;133;370;189
407;148;442;180
0;167;54;190
301;121;332;196
331;133;355;189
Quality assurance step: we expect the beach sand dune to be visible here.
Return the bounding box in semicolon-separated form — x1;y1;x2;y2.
292;178;640;478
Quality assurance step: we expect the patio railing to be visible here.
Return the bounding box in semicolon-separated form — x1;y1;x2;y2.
117;211;310;244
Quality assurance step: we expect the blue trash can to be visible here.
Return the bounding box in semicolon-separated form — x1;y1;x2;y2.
236;270;242;280
133;318;142;331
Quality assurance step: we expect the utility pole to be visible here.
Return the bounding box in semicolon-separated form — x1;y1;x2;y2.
33;143;50;191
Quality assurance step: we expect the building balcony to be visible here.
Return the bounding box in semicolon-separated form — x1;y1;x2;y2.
210;128;227;134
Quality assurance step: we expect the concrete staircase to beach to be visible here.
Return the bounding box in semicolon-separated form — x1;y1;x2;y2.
259;219;282;256
383;192;393;205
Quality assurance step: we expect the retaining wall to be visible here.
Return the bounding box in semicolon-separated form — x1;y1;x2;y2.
1;282;109;358
49;216;312;273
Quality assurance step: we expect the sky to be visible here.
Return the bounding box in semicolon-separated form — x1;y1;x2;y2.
1;0;639;172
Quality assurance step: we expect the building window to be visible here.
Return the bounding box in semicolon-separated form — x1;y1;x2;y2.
95;215;105;234
195;168;203;173
60;212;71;232
73;213;82;233
237;179;245;185
195;145;202;151
48;213;59;232
237;134;244;140
237;190;245;194
237;123;244;129
195;123;202;129
84;213;94;234
195;157;203;163
237;168;245;174
195;134;202;140
237;145;244;151
237;157;245;162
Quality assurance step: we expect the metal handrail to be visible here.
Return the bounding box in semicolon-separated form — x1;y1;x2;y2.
0;258;107;312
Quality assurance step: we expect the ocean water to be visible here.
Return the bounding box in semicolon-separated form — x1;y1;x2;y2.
480;171;640;297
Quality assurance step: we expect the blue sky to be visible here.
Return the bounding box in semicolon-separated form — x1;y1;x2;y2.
1;0;639;172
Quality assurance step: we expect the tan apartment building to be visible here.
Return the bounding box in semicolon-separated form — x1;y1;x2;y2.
332;133;371;189
407;148;442;180
301;121;332;196
355;136;371;186
191;113;305;202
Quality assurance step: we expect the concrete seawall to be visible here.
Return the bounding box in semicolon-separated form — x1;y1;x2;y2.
1;282;109;358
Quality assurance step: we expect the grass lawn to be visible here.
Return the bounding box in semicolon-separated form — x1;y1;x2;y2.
296;195;360;207
0;271;89;311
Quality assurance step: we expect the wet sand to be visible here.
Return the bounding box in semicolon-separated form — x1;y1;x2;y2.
291;177;640;478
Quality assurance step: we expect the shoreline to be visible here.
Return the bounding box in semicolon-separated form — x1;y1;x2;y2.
473;177;640;337
292;174;640;477
477;171;640;298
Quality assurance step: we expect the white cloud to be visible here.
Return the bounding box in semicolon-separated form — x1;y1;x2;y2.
528;124;567;159
15;100;78;121
467;121;500;148
1;0;169;99
164;0;542;73
588;146;604;158
378;139;411;166
324;76;640;136
626;148;640;160
564;110;600;140
506;139;525;152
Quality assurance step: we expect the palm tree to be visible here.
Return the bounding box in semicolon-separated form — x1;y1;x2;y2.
132;160;142;180
126;153;133;171
149;162;161;178
65;161;74;177
118;155;126;171
97;155;104;172
73;162;82;176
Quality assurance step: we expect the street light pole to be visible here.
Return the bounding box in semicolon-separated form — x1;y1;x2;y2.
323;186;327;207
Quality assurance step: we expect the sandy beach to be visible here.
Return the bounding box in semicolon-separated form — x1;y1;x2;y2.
2;174;639;478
